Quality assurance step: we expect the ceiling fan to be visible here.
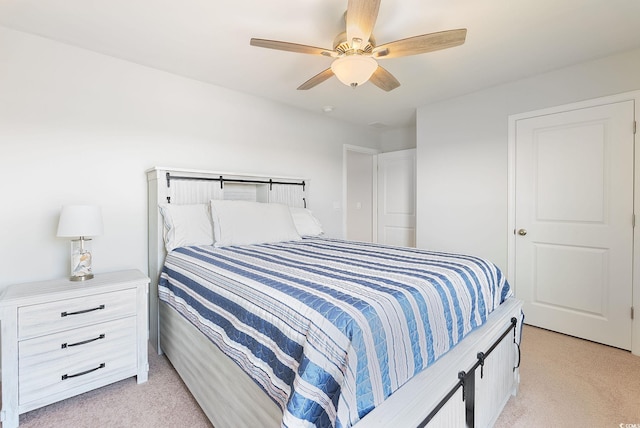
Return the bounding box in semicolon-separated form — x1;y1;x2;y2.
250;0;466;91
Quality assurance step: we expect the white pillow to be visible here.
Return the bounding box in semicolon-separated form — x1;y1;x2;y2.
158;204;214;252
289;207;324;237
210;200;301;247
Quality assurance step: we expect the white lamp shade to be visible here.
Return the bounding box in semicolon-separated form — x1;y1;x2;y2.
57;205;103;237
331;56;378;87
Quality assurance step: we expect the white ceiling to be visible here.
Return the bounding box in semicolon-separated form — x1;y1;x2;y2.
2;0;640;129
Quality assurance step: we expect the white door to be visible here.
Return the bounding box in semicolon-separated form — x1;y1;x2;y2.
377;149;416;247
514;100;634;349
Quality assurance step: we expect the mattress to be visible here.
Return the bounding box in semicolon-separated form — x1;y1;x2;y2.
158;237;511;428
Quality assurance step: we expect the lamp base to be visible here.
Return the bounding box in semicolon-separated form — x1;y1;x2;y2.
70;273;94;282
70;238;94;282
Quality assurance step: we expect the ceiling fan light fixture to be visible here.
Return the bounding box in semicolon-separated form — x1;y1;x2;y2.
331;55;378;88
251;0;466;91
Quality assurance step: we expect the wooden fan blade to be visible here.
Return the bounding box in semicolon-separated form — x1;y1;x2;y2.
346;0;381;46
250;38;335;57
297;68;335;90
373;29;467;59
369;66;400;92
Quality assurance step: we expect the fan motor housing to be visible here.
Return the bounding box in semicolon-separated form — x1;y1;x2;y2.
333;32;375;55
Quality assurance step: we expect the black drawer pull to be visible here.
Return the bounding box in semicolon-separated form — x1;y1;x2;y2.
61;334;105;349
62;363;106;380
61;304;105;317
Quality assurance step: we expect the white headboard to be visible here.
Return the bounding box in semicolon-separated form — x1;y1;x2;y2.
146;166;308;352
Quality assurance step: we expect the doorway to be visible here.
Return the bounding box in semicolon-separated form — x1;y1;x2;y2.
344;145;378;242
343;146;416;247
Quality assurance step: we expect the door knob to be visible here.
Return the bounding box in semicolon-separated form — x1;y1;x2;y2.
518;229;527;236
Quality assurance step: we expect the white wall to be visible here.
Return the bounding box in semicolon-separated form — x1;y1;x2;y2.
416;47;640;271
379;125;416;152
0;27;380;287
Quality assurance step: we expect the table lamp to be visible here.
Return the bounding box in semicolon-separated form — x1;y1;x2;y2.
57;205;103;281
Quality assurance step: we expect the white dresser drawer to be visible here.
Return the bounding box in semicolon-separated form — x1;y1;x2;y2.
18;288;137;339
19;316;136;363
19;316;137;407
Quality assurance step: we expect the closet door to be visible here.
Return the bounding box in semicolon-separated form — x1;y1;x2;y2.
377;149;416;247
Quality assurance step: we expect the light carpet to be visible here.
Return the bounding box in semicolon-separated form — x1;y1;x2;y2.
494;325;640;428
10;325;640;427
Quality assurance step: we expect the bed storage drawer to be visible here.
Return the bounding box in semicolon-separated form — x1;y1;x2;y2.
17;288;137;339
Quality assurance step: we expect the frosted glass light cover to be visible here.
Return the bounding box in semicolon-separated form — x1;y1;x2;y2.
331;56;378;87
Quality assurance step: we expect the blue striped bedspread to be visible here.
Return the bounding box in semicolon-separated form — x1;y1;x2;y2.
158;237;511;428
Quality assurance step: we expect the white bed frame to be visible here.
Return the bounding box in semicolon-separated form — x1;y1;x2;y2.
147;166;523;428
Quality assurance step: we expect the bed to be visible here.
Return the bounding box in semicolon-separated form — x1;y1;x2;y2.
147;167;522;428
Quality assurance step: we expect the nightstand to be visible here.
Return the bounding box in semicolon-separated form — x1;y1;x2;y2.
0;269;149;428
